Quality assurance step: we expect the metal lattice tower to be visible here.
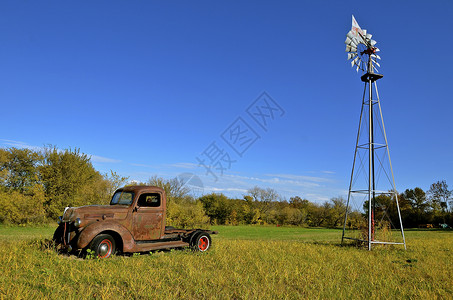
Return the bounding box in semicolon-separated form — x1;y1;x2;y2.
341;16;406;250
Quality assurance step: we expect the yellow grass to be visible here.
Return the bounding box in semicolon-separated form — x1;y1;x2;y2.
0;225;451;299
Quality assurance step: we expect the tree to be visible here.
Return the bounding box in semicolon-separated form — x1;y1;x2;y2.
404;188;429;212
240;195;259;224
40;147;110;219
428;180;452;224
400;188;430;227
289;196;310;210
0;148;42;192
105;170;129;196
428;180;452;213
199;193;232;225
0;184;46;224
247;186;279;203
246;186;279;216
328;197;346;228
166;199;209;228
147;176;190;202
279;206;307;225
306;202;327;227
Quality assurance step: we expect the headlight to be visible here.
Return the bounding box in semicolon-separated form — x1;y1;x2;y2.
74;218;82;227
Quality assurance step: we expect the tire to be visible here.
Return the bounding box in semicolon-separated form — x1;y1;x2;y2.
191;231;212;252
89;234;116;258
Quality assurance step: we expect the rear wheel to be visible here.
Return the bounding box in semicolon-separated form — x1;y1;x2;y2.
191;232;212;252
89;234;116;258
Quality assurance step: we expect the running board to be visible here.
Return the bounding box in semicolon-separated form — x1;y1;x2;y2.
131;240;190;252
136;237;181;244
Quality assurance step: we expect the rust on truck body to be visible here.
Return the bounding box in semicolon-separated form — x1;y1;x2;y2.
53;186;217;257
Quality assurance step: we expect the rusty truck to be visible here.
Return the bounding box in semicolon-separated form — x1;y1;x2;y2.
53;185;216;258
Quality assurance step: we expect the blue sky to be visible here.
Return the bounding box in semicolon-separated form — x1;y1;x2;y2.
1;1;452;202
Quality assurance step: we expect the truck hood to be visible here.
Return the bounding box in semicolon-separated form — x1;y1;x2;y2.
62;205;129;222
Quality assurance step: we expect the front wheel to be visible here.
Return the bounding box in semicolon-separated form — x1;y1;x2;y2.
52;224;64;244
89;234;116;258
191;232;212;252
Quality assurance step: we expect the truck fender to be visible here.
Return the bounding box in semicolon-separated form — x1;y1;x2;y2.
76;221;135;252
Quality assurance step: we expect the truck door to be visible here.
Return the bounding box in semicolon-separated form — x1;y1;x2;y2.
132;192;164;240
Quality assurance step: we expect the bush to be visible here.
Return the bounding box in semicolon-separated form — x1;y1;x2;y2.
0;185;46;224
167;200;210;228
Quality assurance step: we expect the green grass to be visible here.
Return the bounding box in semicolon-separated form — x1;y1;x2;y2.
0;225;451;299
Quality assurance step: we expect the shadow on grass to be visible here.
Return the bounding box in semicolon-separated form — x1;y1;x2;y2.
305;240;352;248
404;228;452;232
31;238;197;260
306;240;384;250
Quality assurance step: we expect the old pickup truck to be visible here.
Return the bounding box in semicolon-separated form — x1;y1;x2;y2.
53;185;216;258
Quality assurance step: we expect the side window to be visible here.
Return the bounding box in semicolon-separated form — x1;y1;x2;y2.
137;193;161;208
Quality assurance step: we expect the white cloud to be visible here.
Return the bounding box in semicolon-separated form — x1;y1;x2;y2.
321;170;336;174
131;163;156;168
204;186;248;194
1;139;121;164
264;173;332;183
89;154;121;163
0;139;42;151
167;162;198;169
193;171;343;203
304;194;330;202
128;179;141;185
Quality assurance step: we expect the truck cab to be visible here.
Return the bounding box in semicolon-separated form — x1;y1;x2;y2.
53;186;216;258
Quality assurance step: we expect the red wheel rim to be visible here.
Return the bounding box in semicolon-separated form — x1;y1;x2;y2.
98;239;113;258
198;236;209;251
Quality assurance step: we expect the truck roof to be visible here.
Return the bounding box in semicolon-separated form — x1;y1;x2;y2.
116;185;165;194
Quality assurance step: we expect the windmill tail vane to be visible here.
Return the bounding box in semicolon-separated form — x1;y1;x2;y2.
345;15;381;73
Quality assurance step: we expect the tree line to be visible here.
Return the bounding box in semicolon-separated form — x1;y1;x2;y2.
0;147;451;228
0;147;127;224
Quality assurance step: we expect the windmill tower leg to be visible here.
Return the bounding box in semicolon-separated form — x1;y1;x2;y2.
368;76;373;250
342;85;367;245
374;82;407;249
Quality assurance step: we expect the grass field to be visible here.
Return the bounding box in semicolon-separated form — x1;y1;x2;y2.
0;225;451;299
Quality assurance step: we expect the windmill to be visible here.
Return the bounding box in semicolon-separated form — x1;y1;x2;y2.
342;15;406;250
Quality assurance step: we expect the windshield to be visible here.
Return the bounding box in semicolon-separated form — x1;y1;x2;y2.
110;191;134;205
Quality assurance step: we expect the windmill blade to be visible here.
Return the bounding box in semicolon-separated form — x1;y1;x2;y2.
357;29;367;43
371;54;381;60
366;33;372;40
346;46;356;52
370;39;377;46
346;45;357;52
373;60;381;67
345;37;352;45
374;47;380;52
348;53;357;60
347;31;355;40
356;65;360;72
